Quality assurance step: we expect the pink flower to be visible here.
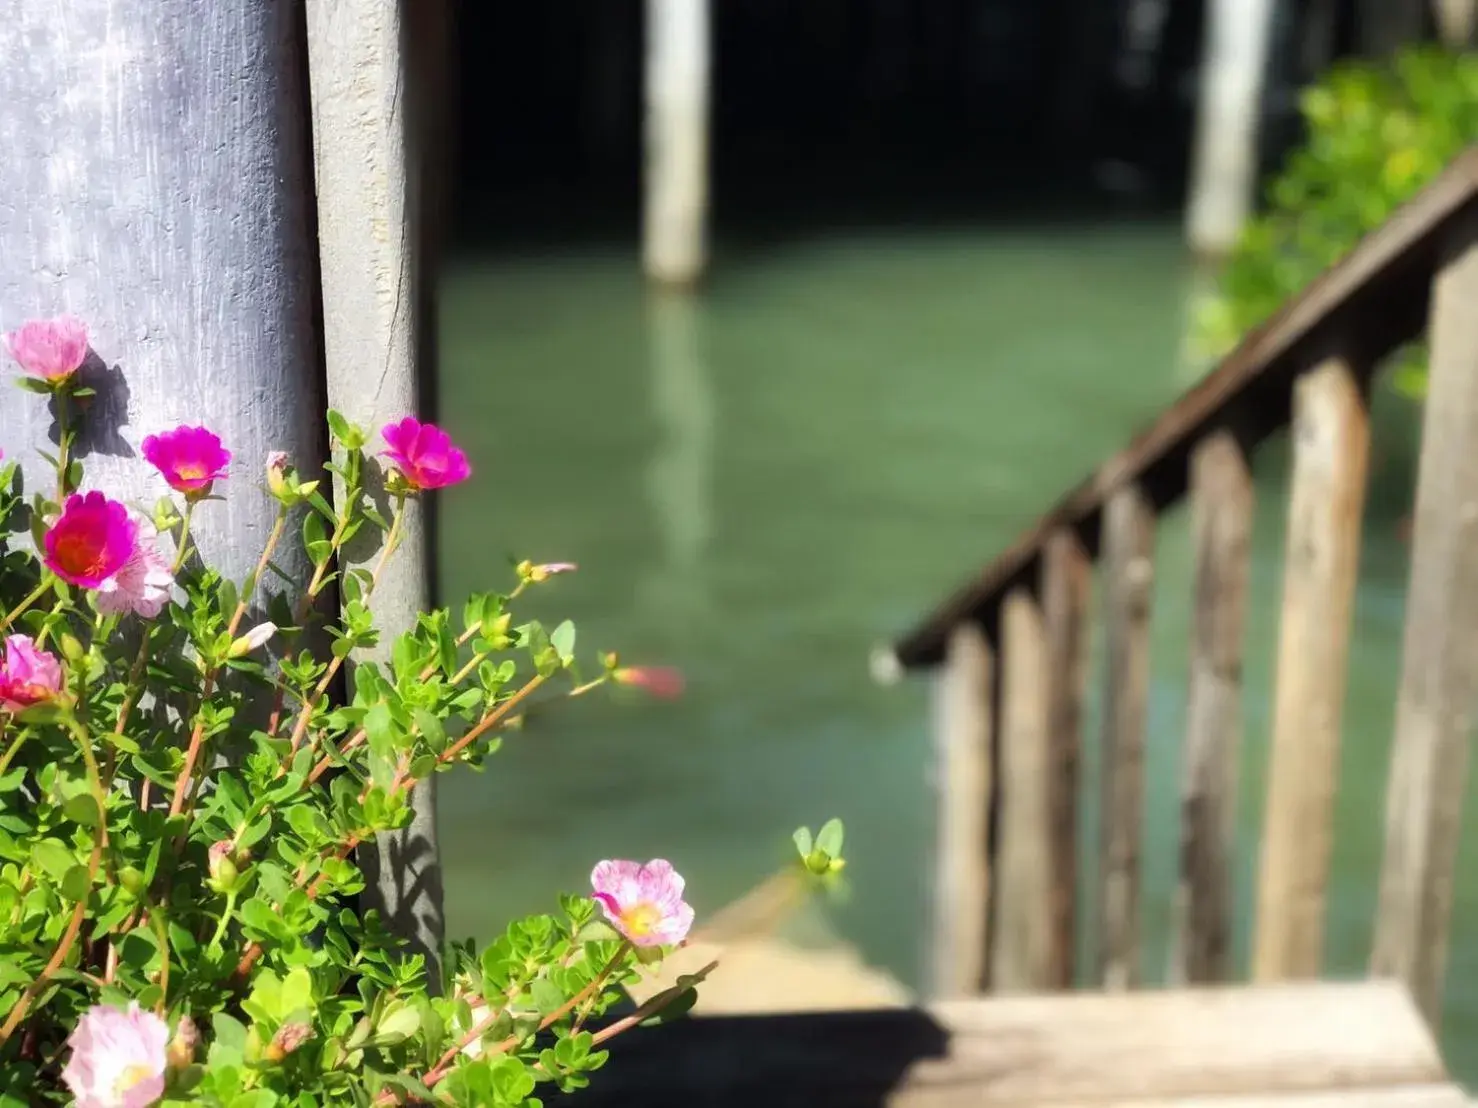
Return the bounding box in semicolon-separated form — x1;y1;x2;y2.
44;493;137;589
94;512;174;619
140;425;230;497
60;1001;169;1108
529;562;577;582
590;859;695;947
0;635;63;713
380;417;471;491
612;666;685;699
3;315;89;382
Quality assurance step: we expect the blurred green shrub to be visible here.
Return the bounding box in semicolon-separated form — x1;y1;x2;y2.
1195;47;1478;398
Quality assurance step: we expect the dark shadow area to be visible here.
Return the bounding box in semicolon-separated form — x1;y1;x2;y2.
551;1008;951;1108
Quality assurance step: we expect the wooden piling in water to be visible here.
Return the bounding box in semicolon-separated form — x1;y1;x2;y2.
644;0;710;288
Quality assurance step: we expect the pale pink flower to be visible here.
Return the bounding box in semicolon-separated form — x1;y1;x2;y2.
380;417;471;491
227;622;277;658
0;635;63;713
141;425;230;497
529;562;577;582
3;315;89;381
612;666;685;699
61;1001;169;1108
94;512;174;619
590;859;695;947
44;493;137;589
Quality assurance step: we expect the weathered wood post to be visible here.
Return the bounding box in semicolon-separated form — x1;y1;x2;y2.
1185;0;1276;259
305;0;448;979
0;6;322;590
644;0;710;288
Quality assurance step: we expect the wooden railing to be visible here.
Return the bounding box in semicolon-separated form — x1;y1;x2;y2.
888;146;1478;1027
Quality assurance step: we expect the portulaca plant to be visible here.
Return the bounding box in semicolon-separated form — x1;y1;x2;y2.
0;317;847;1106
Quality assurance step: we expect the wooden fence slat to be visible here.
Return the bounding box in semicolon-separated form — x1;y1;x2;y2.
1096;485;1156;990
1372;208;1478;1022
1042;528;1091;988
991;588;1054;991
1253;356;1370;981
929;623;994;998
1173;431;1254;983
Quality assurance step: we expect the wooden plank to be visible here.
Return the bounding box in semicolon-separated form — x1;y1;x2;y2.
1372;207;1478;1022
1173;432;1254;983
573;982;1448;1108
929;623;994;998
990;588;1054;992
1042;528;1091;987
643;0;709;286
1097;485;1156;990
889;148;1478;670
1253;358;1370;981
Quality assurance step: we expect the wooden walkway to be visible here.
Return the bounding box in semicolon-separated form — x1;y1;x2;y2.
579;981;1462;1107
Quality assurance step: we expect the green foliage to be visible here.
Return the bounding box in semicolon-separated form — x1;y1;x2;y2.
0;362;852;1105
1196;47;1478;397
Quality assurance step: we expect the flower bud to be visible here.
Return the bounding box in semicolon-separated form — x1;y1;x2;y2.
58;632;85;665
227;622;277;659
265;1021;312;1063
265;451;291;500
118;866;147;896
612;665;684;700
519;560;578;584
206;839;240;894
167;1014;200;1070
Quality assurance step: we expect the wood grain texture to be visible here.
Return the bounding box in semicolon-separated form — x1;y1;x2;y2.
991;588;1054;992
929;623;993;998
0;1;322;588
1042;528;1091;987
1173;432;1253;984
1372;208;1478;1021
305;0;442;975
1253;358;1369;982
891;151;1478;670
1097;485;1156;990
570;981;1448;1108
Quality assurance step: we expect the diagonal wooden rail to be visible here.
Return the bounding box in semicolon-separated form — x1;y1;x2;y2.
879;145;1478;1032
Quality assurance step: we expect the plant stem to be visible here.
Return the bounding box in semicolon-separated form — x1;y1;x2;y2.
54;390;70;502
0;578;53;632
207;890;238;953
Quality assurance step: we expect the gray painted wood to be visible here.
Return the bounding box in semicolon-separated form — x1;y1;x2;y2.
305;0;445;982
0;4;321;589
1372;208;1478;1022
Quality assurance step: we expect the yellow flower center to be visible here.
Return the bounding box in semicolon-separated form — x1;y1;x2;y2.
175;462;207;480
619;902;662;939
115;1063;154;1094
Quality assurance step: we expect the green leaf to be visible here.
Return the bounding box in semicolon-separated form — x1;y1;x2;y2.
792;826;813;859
815;818;845;859
413;708;446;754
31;839;75;883
529;976;567;1017
550;620;576;665
374;1003;420;1044
63;793;101;828
60;864;91;902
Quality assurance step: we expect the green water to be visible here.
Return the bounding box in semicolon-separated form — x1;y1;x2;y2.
433;220;1478;1078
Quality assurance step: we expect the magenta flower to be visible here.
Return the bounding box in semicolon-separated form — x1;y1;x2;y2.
590;859;695;947
613;666;685;699
44;492;137;589
0;635;63;713
140;425;230;497
60;1001;169;1108
94;512;174;619
3;315;88;382
380;417;471;491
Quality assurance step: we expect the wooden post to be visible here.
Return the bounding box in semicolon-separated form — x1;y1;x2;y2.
644;0;709;288
1172;431;1253;984
991;588;1054;992
305;0;445;976
1096;485;1156;990
1434;0;1478;46
1372;209;1478;1023
1253;357;1369;982
1185;0;1277;260
0;6;321;584
929;623;994;998
1042;529;1091;988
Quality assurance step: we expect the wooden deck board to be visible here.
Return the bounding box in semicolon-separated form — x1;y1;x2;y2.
571;980;1451;1108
